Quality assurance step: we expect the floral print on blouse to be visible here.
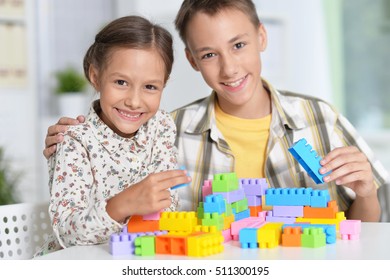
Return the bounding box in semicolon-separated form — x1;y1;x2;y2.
34;100;179;257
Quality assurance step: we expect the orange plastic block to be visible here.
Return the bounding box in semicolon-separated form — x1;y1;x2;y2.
249;205;263;217
282;226;302;247
296;211;346;230
127;215;159;233
257;222;283;248
303;200;338;219
155;234;188;255
159;211;198;232
187;232;224;257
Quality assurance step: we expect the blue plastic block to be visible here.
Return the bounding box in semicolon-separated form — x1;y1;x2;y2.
265;187;312;206
239;228;258;249
282;224;336;244
310;189;331;208
203;194;226;214
171;166;190;190
288;138;330;184
233;208;250;221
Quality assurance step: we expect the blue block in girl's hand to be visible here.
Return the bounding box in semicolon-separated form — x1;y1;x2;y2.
171;166;190;190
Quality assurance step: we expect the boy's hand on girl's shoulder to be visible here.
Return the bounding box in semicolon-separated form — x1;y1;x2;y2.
319;146;376;197
43;115;86;159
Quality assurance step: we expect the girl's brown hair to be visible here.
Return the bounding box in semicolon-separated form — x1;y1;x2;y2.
83;15;174;84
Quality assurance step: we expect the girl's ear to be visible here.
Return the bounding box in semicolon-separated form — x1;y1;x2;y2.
88;66;100;90
185;48;200;72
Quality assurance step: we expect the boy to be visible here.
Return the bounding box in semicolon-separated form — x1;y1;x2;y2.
43;0;388;222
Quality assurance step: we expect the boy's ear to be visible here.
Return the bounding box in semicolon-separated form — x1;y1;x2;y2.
185;48;200;71
88;66;100;90
258;23;268;52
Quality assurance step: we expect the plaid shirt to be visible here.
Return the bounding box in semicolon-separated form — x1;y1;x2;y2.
171;79;389;211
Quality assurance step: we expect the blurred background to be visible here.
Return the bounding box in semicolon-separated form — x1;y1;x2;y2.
0;0;389;214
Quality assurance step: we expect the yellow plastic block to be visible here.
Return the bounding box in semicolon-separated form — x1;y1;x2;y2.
194;225;218;233
159;211;198;232
257;222;283;248
187;232;224;257
223;214;235;230
296;211;346;230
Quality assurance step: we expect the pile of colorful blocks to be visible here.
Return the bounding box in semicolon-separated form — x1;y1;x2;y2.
109;138;361;257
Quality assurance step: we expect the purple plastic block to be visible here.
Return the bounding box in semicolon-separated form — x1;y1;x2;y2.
272;205;303;217
109;233;135;256
265;211;296;223
214;188;246;204
240;178;268;196
246;195;262;206
265;187;312;206
310;189;331;208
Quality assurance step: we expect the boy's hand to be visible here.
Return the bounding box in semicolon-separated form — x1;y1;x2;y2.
320;146;375;198
43;115;85;159
106;169;191;221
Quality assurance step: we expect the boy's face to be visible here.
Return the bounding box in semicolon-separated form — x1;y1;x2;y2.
185;8;267;113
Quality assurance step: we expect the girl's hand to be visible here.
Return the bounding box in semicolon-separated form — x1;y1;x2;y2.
106;169;191;221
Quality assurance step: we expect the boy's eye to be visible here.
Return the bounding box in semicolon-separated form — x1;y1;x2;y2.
115;80;128;86
201;53;216;59
234;42;245;49
145;84;157;90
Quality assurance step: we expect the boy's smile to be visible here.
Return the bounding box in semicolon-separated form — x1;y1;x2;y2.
185;8;270;119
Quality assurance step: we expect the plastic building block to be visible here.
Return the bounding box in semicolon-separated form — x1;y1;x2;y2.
301;228;326;248
193;225;218;234
143;210;162;221
223;214;235;230
265;211;296;223
203;194;226;214
265;187;313;206
134;236;155;256
282;227;302;247
201;212;224;230
201;179;213;200
159;211;198;232
283;224;336;244
339;220;361;240
212;173;239;192
272;205;303;217
288;138;330;184
155;234;187;255
127;215;159;233
222;229;233;243
248;205;263;217
310;189;331;207
246;195;262;206
187;232;224;257
230;217;266;240
231;198;248;213
171;166;190;190
109;232;135;256
303;200;339;219
257;222;283;248
233;208;250;221
214;188;246;204
239;228;258;249
296;211;346;230
240;178;268;196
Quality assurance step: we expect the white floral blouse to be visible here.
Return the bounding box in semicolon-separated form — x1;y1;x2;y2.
35;100;179;256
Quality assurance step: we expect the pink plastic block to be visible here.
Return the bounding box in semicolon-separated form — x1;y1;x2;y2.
221;229;232;243
202;179;213;201
230;217;266;239
339;220;361;240
143;210;162;221
272;205;303;217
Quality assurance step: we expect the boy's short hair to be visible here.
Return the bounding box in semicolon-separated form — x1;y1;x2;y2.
174;0;261;46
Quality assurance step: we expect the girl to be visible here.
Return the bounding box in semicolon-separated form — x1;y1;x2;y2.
35;15;191;256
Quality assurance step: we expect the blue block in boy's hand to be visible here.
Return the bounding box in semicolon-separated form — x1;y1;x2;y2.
171;166;190;190
288;138;331;184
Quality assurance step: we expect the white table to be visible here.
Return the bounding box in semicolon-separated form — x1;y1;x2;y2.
36;223;390;260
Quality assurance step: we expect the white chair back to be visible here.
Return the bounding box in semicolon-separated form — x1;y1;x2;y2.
0;202;51;260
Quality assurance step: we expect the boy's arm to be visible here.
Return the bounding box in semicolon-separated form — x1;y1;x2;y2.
43;115;85;159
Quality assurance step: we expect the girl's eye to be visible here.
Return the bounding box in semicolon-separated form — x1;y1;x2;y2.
234;42;245;49
145;84;157;90
116;80;127;86
201;53;216;59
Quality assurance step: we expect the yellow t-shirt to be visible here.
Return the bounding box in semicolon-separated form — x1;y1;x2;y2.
215;102;271;178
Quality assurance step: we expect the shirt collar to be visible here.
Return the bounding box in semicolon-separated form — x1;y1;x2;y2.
87;100;147;154
185;93;216;134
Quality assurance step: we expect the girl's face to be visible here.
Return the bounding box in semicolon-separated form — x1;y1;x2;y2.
92;47;166;138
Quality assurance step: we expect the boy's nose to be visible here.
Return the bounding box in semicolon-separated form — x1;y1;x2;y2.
220;54;239;77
